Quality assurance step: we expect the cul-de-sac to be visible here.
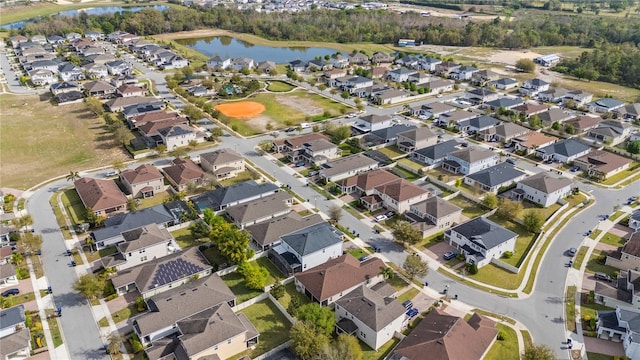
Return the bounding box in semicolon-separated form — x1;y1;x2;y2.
1;2;640;359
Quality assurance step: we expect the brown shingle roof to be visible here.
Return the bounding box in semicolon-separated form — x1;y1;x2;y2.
74;177;127;212
200;148;243;168
245;213;325;248
121;164;163;186
518;172;573;193
138;118;188;137
374;179;429;202
622;233;640;257
389;309;498;360
118;223;174;253
564;116;602;133
294;254;385;303
117;84;146;95
336;169;400;192
575;150;631;175
162;158;205;187
284;133;329;149
411;196;462;219
225;191;292;225
130;111;185;127
513;131;557;149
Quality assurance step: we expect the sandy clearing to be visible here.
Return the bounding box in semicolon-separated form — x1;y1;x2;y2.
275;95;322;116
246;115;273;132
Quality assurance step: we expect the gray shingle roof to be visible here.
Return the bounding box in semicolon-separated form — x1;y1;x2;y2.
465;162;526;187
485;97;524;109
368;124;417;142
0;305;25;331
335;285;406;331
411;196;462;219
448;147;496;163
451;217;518;250
225;191;292;225
92;204;177;242
200;148;243;167
192;181;279;212
518;172;573;193
281;222;343;256
537;138;591;157
413;139;459;161
245;213;325;248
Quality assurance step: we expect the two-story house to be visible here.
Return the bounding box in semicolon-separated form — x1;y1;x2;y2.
269;222;343;275
335;169;399;195
74;177;127;218
199;148;245;180
464;162;527;194
120;164;164;198
361;179;431;214
515;172;574;207
442;147;499;175
518;78;550;96
456;115;500;134
100;224;179;271
449;65;478;81
409;196;463;237
464;88;499;105
0;305;30;360
225;191;293;229
341;76;374;96
386;68;417;83
162;157;206;192
246;213;325;251
395;127;438;152
588;98;626;114
488;77;518;90
351;114;393;134
446;217;518;268
158;124;197;150
436;111;477;128
409;102;456;119
511;131;558;155
318;154;379;183
596;306;640;359
605;233;640;272
206;55;231;70
296;139;341;165
364;125;417;149
478;122;529;143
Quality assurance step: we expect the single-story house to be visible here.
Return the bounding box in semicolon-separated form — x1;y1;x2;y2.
191;180;279;212
74;177;127;218
463;162;527;194
574;150;632;181
318;154;379;182
535;138;592;163
225;191;293;229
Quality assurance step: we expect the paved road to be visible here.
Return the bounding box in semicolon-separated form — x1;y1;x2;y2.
0;51;45;94
28;183;109;360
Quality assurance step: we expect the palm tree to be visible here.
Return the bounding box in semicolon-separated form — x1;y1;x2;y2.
66;171;80;183
380;266;395;280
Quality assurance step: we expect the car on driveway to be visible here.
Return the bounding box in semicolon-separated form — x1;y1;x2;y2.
375;214;388;222
568;248;577;256
595;272;612;282
402;300;413;309
406;308;419;318
385;211;396;218
346;113;357;118
443;251;457;260
1;288;19;297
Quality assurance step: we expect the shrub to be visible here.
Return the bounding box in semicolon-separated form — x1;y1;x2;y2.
129;334;144;353
105;294;119;301
502;251;513;259
135;296;147;312
466;263;478;274
496;330;507;341
270;282;285;300
103;280;116;297
16;267;29;279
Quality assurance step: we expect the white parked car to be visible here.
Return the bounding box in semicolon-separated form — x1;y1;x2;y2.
375;214;388;222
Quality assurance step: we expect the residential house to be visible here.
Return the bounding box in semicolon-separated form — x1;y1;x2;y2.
484;97;524;111
293;254;385;306
123;103;166;121
0;264;17;287
83;80;116;98
111;246;212;298
100;224;179;271
28;69;56;86
188;86;208;97
341;76;374;97
106;60;132;76
446;217;518;268
617;103;640;121
199;148;245;180
47;35;65;45
10;35;28;48
538;87;569;103
407;72;430;85
74;177;127;218
587;120;633;146
442;147;499;175
66;32;82;41
335;169;399;195
535;138;592;163
334;285;407;351
409;196;463;235
394;55;420;68
83;63;109;79
488;77;518;90
323;68;347;81
563;89;593;107
396;127;438;152
519;78;550;96
88;53;117;65
538;108;572;126
162;158;206;192
329;54;349;68
464;162;527;194
588;98;626;114
0;224;15;247
596;306;640;359
120;164;164;198
386;68;417;83
351;114;393;134
272;132;329;154
465;88;499;105
511;131;558;155
456;115;500;134
28;59;58;72
58;63;84;82
419;57;442;72
318;154;379;182
424;78;455;94
129;111;186;128
410;102;456;119
605;233;640;272
371;52;393;65
410;139;460;166
512;103;549;118
478;122;529;143
307;59;330;72
246;213;325;251
256;61;276;74
192;180;279;212
0;305;30;358
225;191;292;229
158;124;197;150
348;52;369;66
137;118;189;146
436;110;477;128
574;150;632;181
269;222;343;275
363;125;417;148
564;115;602;134
291;138;341;165
206;56;231;70
470;69;500;87
388;310;497;360
449;65;478;81
434;62;460;77
85;30;104;41
372;89;409;105
230;57;255;71
0;247;12;265
50;81;81;95
288;60;307;73
361;179;431;213
515;172;574;207
117;84;147;98
89;202;186;250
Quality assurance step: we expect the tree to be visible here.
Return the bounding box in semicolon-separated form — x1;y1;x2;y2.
189;220;210;241
380;266;395;279
522;344;557;360
496;198;523;220
295;303;335;336
403;254;428;279
216;227;252;264
238;261;269;290
393;220;422;245
321;333;363;360
564;124;576;135
515;58;536;73
85;96;104;116
626;140;640;154
326;124;351;144
328;205;343;222
182;104;204;122
20;232;43;254
12;215;33;233
482;193;499;209
341;91;351;100
529;114;541;128
66;171;80;183
127;198;138;212
522;210;543;233
290;321;329;360
106;333;123;355
73;274;103;300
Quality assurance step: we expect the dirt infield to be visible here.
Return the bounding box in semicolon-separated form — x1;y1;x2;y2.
215;101;266;118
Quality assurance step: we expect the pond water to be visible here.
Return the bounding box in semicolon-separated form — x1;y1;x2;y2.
176;36;341;64
1;5;168;30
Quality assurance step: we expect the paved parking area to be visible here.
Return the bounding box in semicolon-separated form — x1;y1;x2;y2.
424;241;456;262
583;336;626;357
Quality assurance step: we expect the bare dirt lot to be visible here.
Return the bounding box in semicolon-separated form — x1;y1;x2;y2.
0;94;129;189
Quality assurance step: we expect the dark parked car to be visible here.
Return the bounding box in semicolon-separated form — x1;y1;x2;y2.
1;288;19;297
402;300;413;309
385;211;396;218
406;308;419;318
443;251;457;260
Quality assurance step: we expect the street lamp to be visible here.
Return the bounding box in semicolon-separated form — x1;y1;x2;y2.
314;196;318;209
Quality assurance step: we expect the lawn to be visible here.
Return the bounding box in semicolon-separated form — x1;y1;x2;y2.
464;263;522;290
585;250;618;277
425;167;463;183
170;227;200;249
49;193;72;239
487;216;537;267
573;246;589;269
236;300;292;359
255;257;284;285
397;158;425;172
219;170;257;187
599;232;625;247
390;166;419;181
137;191;170;210
565;285;576;332
0;94;128;189
386;275;409;291
201;246;226;267
101;305;140;325
84;246;117;263
361;338;399;360
600;162;640;185
221;272;264;304
4;292;35;307
521;201;561;221
589;229;603;240
484;323;519;360
448;196;490;219
581;302;614;322
419;231;444;249
608;211;625;222
586;353;615;360
61;189;87;225
396;288;420;304
347;247;371;260
45;309;63;348
276;282;311;310
377;146;407;160
266;81;296;92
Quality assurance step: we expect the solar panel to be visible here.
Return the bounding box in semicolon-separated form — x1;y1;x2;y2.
149;258;206;289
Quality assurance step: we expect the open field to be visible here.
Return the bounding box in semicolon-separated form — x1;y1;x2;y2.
0;94;128;189
217;90;349;135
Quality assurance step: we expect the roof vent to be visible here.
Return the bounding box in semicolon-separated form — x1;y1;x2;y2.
437;340;443;345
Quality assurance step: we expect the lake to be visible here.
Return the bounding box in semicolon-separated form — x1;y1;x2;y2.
176;36;341;64
1;5;168;29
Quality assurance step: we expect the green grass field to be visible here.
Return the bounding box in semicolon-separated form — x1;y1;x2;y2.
448;196;490;219
484;323;519;360
236;300;292;359
266;81;296;92
221;271;264;303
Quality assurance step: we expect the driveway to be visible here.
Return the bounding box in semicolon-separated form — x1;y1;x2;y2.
423;241;456;262
583;336;626;357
